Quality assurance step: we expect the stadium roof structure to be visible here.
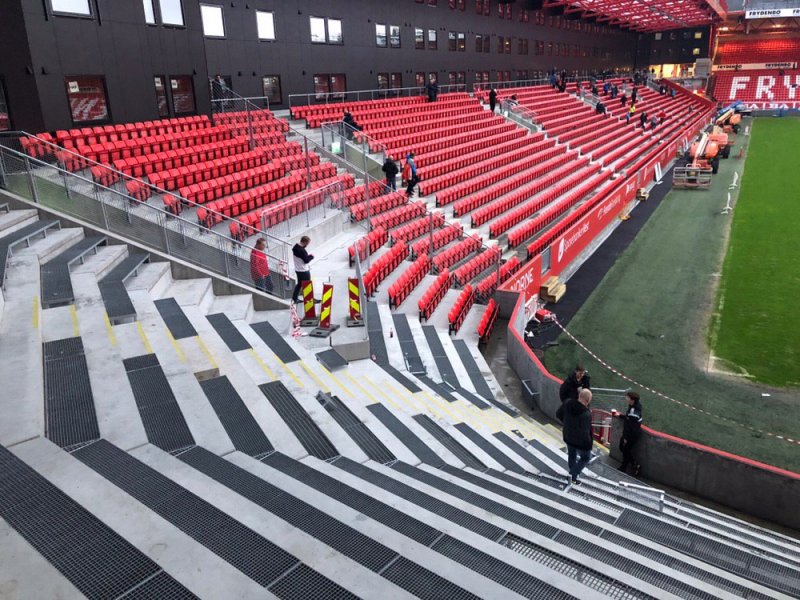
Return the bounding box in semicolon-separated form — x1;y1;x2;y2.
543;0;729;32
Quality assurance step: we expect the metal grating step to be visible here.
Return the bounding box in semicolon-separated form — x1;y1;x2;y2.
452;386;491;410
43;337;101;449
493;432;558;475
123;353;195;453
264;452;440;546
614;509;800;597
206;312;251;352
0;443;194;599
258;381;338;460
316;348;348;371
98;253;149;324
199;376;273;458
383;363;422;393
180;447;396;572
380;556;481;600
392;314;426;375
365;303;420;392
454;424;526;474
366;403;444;467
335;456;505;540
117;571;200;599
72;440;300;587
416;374;457;402
452;339;495;401
267;563;359;600
250;320;299;363
421;325;458;385
154;297;197;340
40;235;105;308
318;394;395;464
412;415;487;471
0;219;60;287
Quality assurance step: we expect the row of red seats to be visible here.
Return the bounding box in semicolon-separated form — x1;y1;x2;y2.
475;256;521;299
419;270;452;321
418;135;531;181
55;115;209;148
426;136;549;199
112;138;249;177
453;246;501;286
390;212;445;245
125;180;151;203
305;98;476;129
547;113;604;139
200;173;308;224
365;111;492;147
369;201;426;231
566;119;619;147
353;104;483;132
601;133;652;169
384;120;514;159
482;158;588;234
223;123;288;138
584;127;641;159
507;169;610;248
363;241;408;296
356;113;488;150
437;139;556;207
348;227;388;266
178;163;288;205
349;191;407;221
715;38;800;65
20;133;56;159
411;222;463;258
412;128;526;169
341;180;388;207
89;164;121;188
146;149;272;191
388;254;430;308
432;235;482;273
293;96;427;121
457;151;575;223
448;285;475;334
214;110;289;129
477;299;499;345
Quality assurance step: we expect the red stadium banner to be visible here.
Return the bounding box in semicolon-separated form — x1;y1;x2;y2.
717;73;800;110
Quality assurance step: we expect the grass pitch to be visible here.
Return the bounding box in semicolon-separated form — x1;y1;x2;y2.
711;118;800;387
544;118;800;472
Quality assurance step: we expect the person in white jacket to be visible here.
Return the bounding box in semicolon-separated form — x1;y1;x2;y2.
291;236;314;303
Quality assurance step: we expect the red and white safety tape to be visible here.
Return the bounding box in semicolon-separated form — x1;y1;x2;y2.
290;303;303;339
553;318;800;447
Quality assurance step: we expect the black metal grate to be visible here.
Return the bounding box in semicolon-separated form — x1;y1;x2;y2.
40;235;105;307
493;432;557;475
123;354;195;453
98;253;149;324
381;556;481;600
250;320;299;363
412;415;487;470
454;424;525;474
43;337;101;449
118;571;200;599
263;452;440;546
366;403;444;467
206;312;251;352
199;376;273;458
416;374;458;402
258;381;338;460
268;564;361;600
73;440;300;587
452;386;491;410
320;395;395;464
452;339;495;400
365;303;420;392
154;297;197;339
0;443;194;599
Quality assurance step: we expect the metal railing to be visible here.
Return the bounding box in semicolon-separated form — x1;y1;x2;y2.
320;120;388;183
498;100;541;132
0;139;295;299
288;84;468;109
260;180;346;239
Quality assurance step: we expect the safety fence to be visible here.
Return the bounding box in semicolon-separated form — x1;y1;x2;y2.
288;84;468;109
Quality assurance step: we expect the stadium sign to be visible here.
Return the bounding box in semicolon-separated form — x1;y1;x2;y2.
721;74;800;102
712;62;798;71
745;7;800;19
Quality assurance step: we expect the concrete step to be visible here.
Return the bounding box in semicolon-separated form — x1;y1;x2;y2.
208;293;254;322
70;244;129;279
15;227;84;264
0;208;39;237
162;277;214;313
125;261;172;296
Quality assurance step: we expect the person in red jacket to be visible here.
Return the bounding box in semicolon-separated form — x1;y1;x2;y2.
250;238;273;293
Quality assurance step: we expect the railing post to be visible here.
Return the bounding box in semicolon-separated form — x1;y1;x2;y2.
246;103;255;150
24;156;39;202
160;212;170;254
305;193;310;227
429;213;434;256
94;184;109;229
304;136;311;189
221;236;231;278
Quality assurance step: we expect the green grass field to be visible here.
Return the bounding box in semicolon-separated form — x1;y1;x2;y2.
543;118;800;472
711;118;800;387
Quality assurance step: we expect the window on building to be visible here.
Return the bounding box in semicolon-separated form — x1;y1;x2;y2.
142;0;156;24
310;17;342;44
475;34;483;52
448;72;458;85
654;32;662;40
389;25;401;48
694;31;703;39
416;72;426;87
457;32;465;51
200;4;225;37
427;29;437;49
391;73;402;88
0;79;10;131
503;37;511;54
448;31;457;51
415;28;425;49
51;0;91;16
497;36;504;53
159;0;184;26
692;47;701;56
376;24;387;47
377;73;389;89
314;74;346;100
169;76;195;114
257;11;275;40
154;76;169;117
262;75;281;105
518;38;528;55
65;76;109;124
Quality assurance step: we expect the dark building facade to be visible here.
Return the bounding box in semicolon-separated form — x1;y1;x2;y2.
0;0;637;133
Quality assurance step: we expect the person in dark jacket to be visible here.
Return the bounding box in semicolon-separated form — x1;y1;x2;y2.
614;391;643;475
631;87;638;103
559;365;591;403
426;77;439;102
382;155;399;192
291;236;314;304
640;111;648;129
488;88;498;113
556;389;594;484
342;112;362;140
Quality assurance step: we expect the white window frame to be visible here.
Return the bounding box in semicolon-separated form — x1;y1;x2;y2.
256;10;276;41
159;0;184;27
200;4;225;38
376;23;387;47
50;0;92;17
327;18;343;44
389;25;401;48
142;0;156;24
310;16;327;43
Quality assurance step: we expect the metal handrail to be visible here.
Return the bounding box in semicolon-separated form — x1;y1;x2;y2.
288;84;468;109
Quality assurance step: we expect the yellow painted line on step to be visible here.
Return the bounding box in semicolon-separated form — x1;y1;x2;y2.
165;328;186;363
345;373;377;403
196;336;218;370
103;312;117;346
136;322;153;354
32;296;39;329
321;365;354;398
276;357;304;388
249;348;276;380
426;392;458;422
300;361;330;393
69;305;80;337
366;377;404;412
385;381;425;414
